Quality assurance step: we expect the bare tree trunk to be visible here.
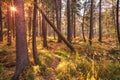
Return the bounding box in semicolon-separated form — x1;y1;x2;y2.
54;0;62;42
53;4;56;40
0;2;3;42
89;0;94;45
28;7;32;39
12;0;29;79
98;0;102;42
32;0;40;65
7;4;12;46
73;13;76;38
12;11;15;39
67;0;72;42
116;0;120;44
37;6;75;51
112;0;116;27
42;16;48;47
82;8;86;42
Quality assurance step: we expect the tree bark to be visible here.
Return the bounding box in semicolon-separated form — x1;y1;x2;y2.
82;7;86;42
67;0;72;42
0;2;3;42
98;0;102;42
89;0;94;45
28;7;32;39
73;13;76;38
116;0;120;44
12;0;29;79
42;16;48;47
54;0;62;42
32;0;40;65
36;6;75;52
7;4;12;46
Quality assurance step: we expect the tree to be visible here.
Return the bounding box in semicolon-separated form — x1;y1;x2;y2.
71;0;76;38
12;0;29;79
54;0;62;42
82;0;87;42
32;0;40;65
28;6;32;39
98;0;102;42
89;0;94;45
67;0;72;42
7;3;12;46
116;0;120;44
0;2;3;42
42;16;48;47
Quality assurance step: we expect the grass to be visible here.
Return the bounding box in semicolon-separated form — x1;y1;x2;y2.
0;37;120;80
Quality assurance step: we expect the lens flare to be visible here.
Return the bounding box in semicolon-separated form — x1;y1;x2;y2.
10;6;16;12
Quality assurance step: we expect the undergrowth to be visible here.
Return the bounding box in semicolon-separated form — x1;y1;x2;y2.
0;40;120;80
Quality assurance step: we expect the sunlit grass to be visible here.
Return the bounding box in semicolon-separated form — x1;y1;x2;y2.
0;37;120;79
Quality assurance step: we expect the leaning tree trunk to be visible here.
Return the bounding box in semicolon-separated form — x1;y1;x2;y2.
0;2;3;42
116;0;120;44
32;0;40;65
89;0;94;45
12;0;29;79
37;6;75;51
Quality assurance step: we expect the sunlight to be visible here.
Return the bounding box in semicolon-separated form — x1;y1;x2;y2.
10;6;16;12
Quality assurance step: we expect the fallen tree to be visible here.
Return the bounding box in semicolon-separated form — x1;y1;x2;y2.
36;5;75;52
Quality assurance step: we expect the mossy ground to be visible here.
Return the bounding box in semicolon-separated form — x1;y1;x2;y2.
0;37;120;80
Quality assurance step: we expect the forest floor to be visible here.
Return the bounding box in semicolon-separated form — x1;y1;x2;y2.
0;37;120;80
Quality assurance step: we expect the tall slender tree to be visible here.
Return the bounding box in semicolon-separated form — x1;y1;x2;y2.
12;0;29;79
89;0;94;45
32;0;40;65
54;0;62;42
82;0;87;42
7;3;12;45
42;16;48;47
98;0;102;42
0;2;3;42
67;0;72;42
71;0;76;38
28;6;32;39
116;0;120;44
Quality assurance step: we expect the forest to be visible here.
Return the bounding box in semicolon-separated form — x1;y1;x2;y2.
0;0;120;80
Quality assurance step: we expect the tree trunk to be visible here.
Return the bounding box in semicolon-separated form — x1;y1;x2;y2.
67;0;72;42
28;7;32;39
112;0;116;28
116;0;120;44
98;0;102;42
37;6;75;51
12;11;15;39
12;0;29;79
54;0;62;42
82;7;86;42
0;2;3;42
32;0;40;65
42;16;48;47
7;4;12;46
73;13;76;38
89;0;94;45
